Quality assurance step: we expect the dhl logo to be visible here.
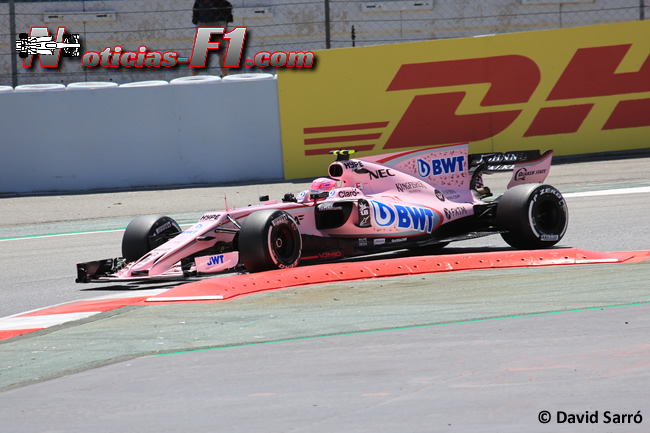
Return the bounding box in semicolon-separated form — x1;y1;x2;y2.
302;44;650;155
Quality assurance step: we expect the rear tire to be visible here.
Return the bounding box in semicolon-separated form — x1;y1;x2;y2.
122;215;181;262
497;184;568;249
239;210;302;272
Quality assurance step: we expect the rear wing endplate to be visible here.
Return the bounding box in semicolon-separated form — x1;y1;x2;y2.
469;149;554;189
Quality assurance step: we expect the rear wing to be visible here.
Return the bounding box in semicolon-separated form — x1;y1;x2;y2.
355;143;553;190
469;149;553;189
468;150;548;172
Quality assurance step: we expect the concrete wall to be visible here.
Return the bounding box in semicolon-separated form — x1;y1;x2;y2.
0;74;283;194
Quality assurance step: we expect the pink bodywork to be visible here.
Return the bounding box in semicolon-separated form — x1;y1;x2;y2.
107;143;553;280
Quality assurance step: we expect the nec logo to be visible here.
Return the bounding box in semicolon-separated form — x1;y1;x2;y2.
417;156;465;178
383;45;650;148
368;169;395;180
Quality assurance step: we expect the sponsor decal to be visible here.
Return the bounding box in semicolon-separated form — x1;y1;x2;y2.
435;189;446;202
391;237;407;243
443;206;468;220
155;221;172;235
442;189;460;200
370;200;439;233
200;213;221;221
338;189;360;198
368;169;396;180
319;251;343;259
359;238;368;247
417;156;465;178
271;214;289;227
195;252;239;273
515;167;547;181
294;215;305;225
485;153;520;171
182;223;203;236
206;255;225;266
395;181;426;193
297;191;307;201
357;199;371;228
318;203;343;211
535;187;564;202
343;161;364;170
281;21;650;179
373;238;386;245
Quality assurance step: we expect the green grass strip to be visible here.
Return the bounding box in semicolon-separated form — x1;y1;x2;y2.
0;228;125;241
0;223;196;241
157;301;650;357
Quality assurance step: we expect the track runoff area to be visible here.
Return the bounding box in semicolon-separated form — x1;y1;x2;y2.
0;179;648;339
1;248;648;340
1;181;650;431
0;183;649;339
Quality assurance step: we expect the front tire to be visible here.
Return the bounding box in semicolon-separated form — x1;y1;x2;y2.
239;210;302;272
122;215;182;262
497;184;568;249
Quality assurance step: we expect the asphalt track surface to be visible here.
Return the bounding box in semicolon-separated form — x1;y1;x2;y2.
1;153;649;432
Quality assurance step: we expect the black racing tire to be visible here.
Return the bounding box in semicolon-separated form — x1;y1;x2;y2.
497;184;568;249
121;215;182;263
239;210;302;273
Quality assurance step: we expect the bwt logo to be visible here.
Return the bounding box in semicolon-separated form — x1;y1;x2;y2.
417;156;465;178
370;200;439;233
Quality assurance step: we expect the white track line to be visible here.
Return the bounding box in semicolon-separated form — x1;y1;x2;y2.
563;186;650;198
146;295;225;302
0;312;101;330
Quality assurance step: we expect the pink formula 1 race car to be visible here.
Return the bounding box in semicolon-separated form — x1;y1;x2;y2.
76;143;568;283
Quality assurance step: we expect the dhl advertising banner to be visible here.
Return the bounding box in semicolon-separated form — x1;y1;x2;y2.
277;20;650;179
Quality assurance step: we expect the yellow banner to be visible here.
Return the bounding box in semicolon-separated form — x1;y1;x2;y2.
277;20;650;179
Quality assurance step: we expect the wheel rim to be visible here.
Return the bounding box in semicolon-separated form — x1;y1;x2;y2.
272;225;296;261
534;198;561;233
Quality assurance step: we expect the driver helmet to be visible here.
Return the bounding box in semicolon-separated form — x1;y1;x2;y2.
309;177;337;195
